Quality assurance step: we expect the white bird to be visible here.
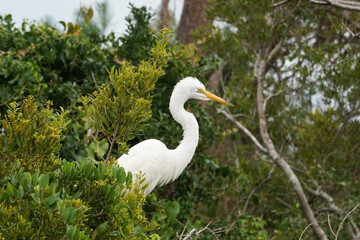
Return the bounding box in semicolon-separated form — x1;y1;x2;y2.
117;77;232;194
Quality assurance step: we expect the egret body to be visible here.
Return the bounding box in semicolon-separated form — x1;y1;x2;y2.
117;77;232;194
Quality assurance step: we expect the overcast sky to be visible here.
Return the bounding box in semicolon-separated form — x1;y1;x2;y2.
0;0;183;35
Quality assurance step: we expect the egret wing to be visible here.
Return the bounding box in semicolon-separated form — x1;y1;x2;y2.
117;139;169;194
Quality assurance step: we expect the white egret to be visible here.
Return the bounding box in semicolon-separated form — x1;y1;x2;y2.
117;77;232;194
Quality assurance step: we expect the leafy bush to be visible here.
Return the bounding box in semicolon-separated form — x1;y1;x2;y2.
0;96;161;239
0;10;170;238
0;96;67;175
0;15;118;113
0;159;157;239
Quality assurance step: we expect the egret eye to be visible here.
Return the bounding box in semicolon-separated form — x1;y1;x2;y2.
197;88;206;94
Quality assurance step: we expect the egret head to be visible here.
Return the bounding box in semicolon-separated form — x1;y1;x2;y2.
178;77;233;106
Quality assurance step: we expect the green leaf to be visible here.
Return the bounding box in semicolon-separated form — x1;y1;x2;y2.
18;185;24;199
66;225;79;240
96;138;109;158
46;193;59;206
62;208;70;223
19;172;32;187
97;221;108;235
68;207;77;224
86;142;96;160
32;170;40;186
116;167;126;183
6;182;16;198
126;171;133;188
39;174;49;189
150;234;161;240
59;21;66;31
165;201;180;223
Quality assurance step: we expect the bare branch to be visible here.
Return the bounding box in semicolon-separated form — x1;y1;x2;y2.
253;52;262;78
263;88;286;112
105;120;120;163
342;20;360;38
180;222;219;240
272;0;292;8
218;108;268;153
309;0;360;11
276;197;300;211
304;183;360;239
266;41;282;63
178;222;188;239
182;229;197;240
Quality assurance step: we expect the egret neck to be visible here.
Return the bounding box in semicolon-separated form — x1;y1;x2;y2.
168;89;199;180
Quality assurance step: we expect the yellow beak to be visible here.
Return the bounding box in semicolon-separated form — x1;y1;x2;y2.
199;89;233;107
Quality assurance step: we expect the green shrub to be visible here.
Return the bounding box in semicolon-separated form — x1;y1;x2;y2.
0;12;170;238
0;96;67;175
0;159;158;239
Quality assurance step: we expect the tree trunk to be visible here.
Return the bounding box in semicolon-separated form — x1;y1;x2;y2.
176;0;209;44
159;0;170;28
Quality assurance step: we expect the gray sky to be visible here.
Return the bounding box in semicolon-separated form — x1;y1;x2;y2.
0;0;183;35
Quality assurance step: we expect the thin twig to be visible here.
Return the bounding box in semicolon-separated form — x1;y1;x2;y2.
276;197;298;211
342;21;360;38
299;223;315;240
178;222;188;239
181;222;219;240
335;203;360;240
105;120;120;163
272;0;292;7
328;214;336;237
263;88;286;112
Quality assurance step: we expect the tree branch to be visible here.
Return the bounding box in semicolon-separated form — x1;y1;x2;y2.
305;183;360;239
263;88;286;112
218;108;268;153
309;0;360;11
256;51;328;239
105;120;120;163
179;222;219;240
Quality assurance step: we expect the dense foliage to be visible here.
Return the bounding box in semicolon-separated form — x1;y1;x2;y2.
0;9;169;239
0;98;158;239
3;1;358;239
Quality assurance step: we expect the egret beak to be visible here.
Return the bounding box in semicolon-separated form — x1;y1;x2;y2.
199;89;233;107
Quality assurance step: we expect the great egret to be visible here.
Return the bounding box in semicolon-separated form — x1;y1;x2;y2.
117;77;232;194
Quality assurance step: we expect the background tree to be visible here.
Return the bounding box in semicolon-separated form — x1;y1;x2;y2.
159;0;170;29
176;0;209;45
201;0;360;238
